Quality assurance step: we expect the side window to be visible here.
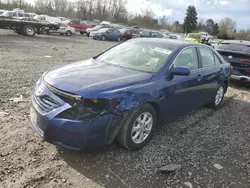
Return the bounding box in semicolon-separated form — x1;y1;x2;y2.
174;48;199;70
13;12;17;17
199;47;215;67
18;13;24;17
213;53;222;64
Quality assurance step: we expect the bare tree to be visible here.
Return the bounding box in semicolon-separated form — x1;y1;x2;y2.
218;17;236;38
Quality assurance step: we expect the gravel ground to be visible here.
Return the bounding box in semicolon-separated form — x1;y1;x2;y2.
0;30;250;188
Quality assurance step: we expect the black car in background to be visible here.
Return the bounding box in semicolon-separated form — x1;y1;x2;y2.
216;40;250;82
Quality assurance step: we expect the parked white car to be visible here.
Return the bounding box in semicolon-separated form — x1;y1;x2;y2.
34;15;62;24
49;23;75;36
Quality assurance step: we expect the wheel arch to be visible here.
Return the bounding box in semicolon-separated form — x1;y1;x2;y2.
223;79;229;93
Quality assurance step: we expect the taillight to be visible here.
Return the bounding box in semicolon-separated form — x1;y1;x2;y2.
240;59;250;63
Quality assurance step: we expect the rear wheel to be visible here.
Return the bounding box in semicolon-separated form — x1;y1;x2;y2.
80;31;84;35
116;104;157;150
117;37;121;42
22;25;35;36
208;84;226;109
66;31;72;36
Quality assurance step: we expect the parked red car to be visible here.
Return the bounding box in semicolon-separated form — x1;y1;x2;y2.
120;29;141;41
67;20;93;35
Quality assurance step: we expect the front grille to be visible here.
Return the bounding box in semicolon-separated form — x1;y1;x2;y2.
33;95;61;113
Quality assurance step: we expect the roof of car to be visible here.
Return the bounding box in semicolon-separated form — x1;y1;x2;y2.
221;40;250;46
131;38;204;48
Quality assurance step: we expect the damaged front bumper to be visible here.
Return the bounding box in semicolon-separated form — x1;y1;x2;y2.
30;81;126;151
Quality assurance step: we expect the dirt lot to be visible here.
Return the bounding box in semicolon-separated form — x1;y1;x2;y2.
0;30;250;188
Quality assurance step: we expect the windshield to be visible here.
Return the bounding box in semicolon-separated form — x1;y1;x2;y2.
2;11;13;17
96;40;175;73
187;34;200;39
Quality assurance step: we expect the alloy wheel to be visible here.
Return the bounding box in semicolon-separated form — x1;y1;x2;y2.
215;86;224;105
131;112;153;144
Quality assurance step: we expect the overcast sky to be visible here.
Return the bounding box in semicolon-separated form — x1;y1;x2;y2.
26;0;250;30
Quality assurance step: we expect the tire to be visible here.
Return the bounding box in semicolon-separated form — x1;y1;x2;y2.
208;83;226;109
117;37;121;42
80;31;84;35
101;35;106;41
87;33;90;37
43;30;49;35
22;25;35;36
116;104;157;150
66;31;72;36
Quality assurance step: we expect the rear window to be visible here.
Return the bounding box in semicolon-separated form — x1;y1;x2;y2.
217;43;250;54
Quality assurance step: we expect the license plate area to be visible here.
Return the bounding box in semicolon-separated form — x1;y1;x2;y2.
30;106;44;137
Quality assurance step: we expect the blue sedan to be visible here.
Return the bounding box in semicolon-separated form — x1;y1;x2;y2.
90;28;121;41
30;38;232;151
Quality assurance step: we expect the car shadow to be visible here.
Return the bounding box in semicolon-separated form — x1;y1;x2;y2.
229;79;250;92
58;88;250;188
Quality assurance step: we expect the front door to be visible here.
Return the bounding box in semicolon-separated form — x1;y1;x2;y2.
162;47;204;121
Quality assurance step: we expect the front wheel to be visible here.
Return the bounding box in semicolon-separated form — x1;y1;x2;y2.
22;25;35;36
116;104;157;150
101;35;106;41
66;31;72;36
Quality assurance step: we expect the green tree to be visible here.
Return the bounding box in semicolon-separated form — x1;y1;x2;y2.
213;23;219;35
205;19;214;35
183;5;198;33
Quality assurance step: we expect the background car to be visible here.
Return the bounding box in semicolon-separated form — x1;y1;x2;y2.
0;10;5;15
86;24;112;37
34;14;61;23
1;10;26;19
185;33;201;43
216;40;250;82
140;29;158;38
119;28;140;41
30;39;231;151
49;23;75;36
90;28;121;41
153;31;165;38
67;20;93;35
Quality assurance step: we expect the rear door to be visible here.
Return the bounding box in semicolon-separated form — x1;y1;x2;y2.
197;47;223;102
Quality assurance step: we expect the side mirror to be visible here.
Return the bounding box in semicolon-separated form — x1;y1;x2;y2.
171;66;190;76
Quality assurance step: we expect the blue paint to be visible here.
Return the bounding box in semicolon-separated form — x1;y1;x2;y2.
30;38;231;150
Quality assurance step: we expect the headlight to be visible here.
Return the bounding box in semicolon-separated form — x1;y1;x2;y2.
56;98;107;120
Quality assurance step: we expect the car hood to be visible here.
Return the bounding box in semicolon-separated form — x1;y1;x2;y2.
44;59;153;98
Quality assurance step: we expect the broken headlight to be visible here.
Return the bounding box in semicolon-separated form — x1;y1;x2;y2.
56;98;107;120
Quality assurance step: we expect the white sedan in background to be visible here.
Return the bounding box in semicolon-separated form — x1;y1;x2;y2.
50;23;76;36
